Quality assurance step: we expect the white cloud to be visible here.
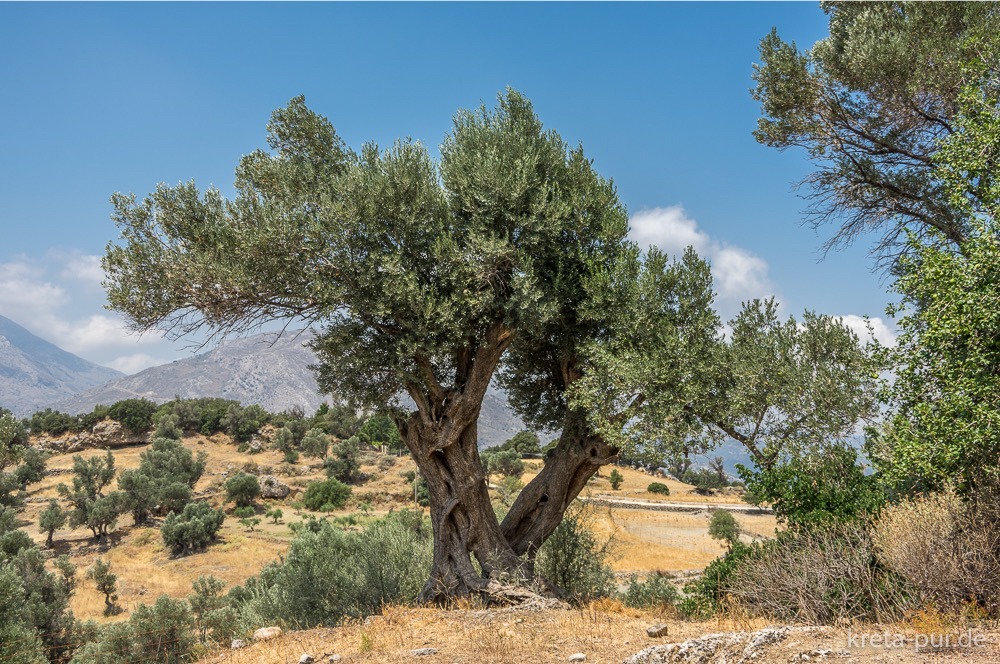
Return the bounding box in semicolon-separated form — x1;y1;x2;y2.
60;254;105;286
838;314;897;347
0;259;68;315
0;253;171;370
47;314;161;355
107;353;166;375
628;206;777;312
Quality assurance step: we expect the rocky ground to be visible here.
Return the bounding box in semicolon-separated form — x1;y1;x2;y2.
200;604;1000;663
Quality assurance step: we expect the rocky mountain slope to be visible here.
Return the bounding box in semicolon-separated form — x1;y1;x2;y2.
50;330;528;448
0;314;123;417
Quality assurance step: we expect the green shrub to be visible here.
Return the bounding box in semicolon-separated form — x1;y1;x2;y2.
708;510;741;548
12;448;47;490
621;572;680;610
0;564;45;664
26;408;78;436
648;482;670;495
188;575;235;645
231;511;431;629
71;595;195;664
737;443;883;526
302;478;351;511
87;558;119;616
535;507;614;603
222;404;268;443
414;475;429;507
107;398;158;434
161;502;225;554
300;428;329;459
324;437;363;484
609;468;624;490
678;541;755;619
481;448;524;480
225;472;260;507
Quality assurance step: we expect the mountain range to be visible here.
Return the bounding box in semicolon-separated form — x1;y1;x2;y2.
0;314;123;417
2;314;749;464
0;321;526;449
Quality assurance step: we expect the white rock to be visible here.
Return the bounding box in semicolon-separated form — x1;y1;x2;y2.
230;639;245;649
411;648;438;656
568;654;587;662
253;626;283;641
299;654;315;664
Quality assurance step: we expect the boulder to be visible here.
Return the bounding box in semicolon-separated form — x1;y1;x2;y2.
646;624;669;638
259;475;291;499
253;626;283;641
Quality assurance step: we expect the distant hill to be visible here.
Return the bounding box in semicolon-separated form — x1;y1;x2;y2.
0;314;124;417
50;330;528;449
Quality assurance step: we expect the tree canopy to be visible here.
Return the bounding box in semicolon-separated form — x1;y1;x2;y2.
753;1;1000;265
103;89;876;600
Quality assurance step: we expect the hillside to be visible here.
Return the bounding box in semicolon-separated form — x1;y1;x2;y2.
50;330;529;449
0;314;123;416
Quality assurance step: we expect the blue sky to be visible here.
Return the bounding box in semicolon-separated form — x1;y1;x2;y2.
0;2;895;374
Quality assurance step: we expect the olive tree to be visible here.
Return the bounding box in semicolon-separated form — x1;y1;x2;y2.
103;91;629;600
752;1;1000;265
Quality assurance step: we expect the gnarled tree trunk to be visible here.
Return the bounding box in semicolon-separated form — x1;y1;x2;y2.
404;414;525;602
396;323;526;603
501;409;618;560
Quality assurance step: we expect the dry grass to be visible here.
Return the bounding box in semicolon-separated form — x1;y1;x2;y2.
22;436;774;623
587;504;778;574
199;603;767;664
521;464;748;505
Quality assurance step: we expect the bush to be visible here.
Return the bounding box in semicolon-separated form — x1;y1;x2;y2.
621;572;680;610
871;489;1000;615
737;443;883;526
708;510;741;548
647;482;670;496
222;404;268;443
356;413;404;453
535;507;614;603
482;448;524;480
189;575;235;645
300;428;330;459
678;541;755;619
161;502;225;554
12;448;47;490
231;511;431;629
728;521;910;624
107;398;158;434
609;468;624;490
26;408;79;436
302;478;352;511
87;558;119;616
225;472;260;507
1;545;76;661
71;594;195;663
0;564;45;664
324;437;363;484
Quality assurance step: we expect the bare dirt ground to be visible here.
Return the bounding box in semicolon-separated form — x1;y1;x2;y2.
199;603;1000;663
